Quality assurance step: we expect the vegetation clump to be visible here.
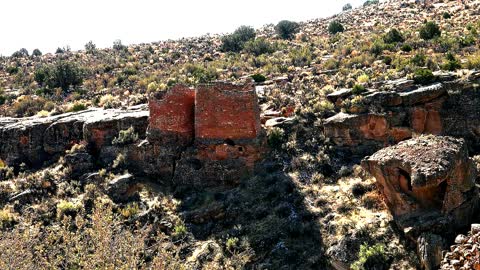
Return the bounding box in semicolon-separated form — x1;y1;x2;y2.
275;20;300;40
221;26;256;52
112;126;139;145
413;69;435;85
383;28;404;43
34;61;85;91
328;20;345;35
419;21;441;40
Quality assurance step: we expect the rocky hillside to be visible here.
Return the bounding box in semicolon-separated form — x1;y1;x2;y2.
1;0;480;269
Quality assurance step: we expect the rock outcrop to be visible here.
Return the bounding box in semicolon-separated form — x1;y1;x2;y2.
0;105;148;168
362;135;479;269
324;81;480;155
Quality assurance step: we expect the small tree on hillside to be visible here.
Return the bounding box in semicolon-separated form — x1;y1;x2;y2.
328;21;344;35
343;3;353;11
419;21;441;40
275;20;300;40
221;25;256;52
32;49;42;57
85;41;97;54
383;28;404;43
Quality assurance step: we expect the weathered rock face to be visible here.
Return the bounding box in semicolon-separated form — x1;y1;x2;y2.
324;81;480;154
362;135;478;229
0;106;148;168
362;135;479;270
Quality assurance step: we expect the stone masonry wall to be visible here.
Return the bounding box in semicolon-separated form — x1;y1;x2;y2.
195;82;262;144
147;85;195;147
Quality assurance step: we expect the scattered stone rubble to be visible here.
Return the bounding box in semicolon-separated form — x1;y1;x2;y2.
362;135;479;270
441;224;480;269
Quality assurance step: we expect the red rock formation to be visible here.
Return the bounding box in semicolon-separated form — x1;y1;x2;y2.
195;82;262;143
147;85;195;146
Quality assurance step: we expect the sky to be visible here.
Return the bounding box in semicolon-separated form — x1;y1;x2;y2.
0;0;368;56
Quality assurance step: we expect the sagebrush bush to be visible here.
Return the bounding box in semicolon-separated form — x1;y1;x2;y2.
351;243;390;270
184;63;218;84
290;46;313;67
413;69;435;85
275;20;300;40
243;38;275;56
112;126;139;145
11;96;47;117
328;20;344;35
352;84;366;95
419;21;441;40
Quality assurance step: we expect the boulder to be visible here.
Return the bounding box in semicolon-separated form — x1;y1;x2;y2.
362;135;478;229
106;173;139;203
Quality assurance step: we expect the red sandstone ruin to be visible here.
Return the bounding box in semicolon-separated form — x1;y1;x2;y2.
146;81;265;186
147;81;262;146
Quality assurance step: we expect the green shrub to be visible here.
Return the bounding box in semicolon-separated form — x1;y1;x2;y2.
268;127;285;148
226;237;240;252
442;52;461;71
352;84;366;95
383;28;404;43
243;38;275;56
113;39;127;51
363;0;379;6
411;53;426;66
68;102;87;112
112;126;139;145
56;200;80;218
85;41;96;54
6;66;19;75
251;74;266;83
34;61;85;91
414;69;435;85
370;41;384;56
443;12;451;19
221;26;256;52
343;3;352;11
275;20;300;40
351;243;390;270
0;209;16;229
401;44;413;52
11;48;29;58
419;21;441;40
32;49;42;57
328;20;344;35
